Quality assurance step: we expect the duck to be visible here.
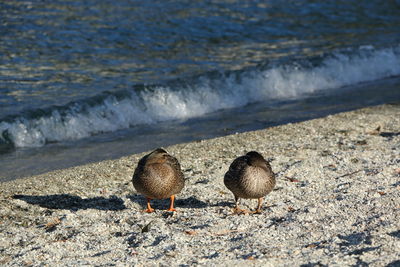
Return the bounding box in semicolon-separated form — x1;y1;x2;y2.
224;151;276;214
132;148;185;213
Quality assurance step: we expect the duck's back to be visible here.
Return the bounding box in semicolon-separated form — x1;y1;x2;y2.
224;154;275;199
133;153;184;199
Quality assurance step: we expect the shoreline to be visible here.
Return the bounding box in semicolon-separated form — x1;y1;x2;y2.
1;104;399;266
2;75;400;183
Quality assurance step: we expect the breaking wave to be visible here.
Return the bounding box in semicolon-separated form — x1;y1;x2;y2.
1;45;400;148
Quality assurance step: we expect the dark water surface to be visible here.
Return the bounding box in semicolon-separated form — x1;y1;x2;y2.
1;1;400;180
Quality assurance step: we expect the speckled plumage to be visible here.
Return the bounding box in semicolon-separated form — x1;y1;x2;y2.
224;151;276;214
132;148;185;212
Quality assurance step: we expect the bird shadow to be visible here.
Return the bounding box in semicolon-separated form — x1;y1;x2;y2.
210;201;232;208
175;196;208;208
127;194;208;209
380;131;400;139
13;194;126;211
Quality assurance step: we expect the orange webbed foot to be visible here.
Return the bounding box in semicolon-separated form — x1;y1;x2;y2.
144;207;155;213
144;197;155;213
252;209;262;214
167;195;177;212
232;196;250;215
233;207;251;215
253;198;264;214
166;208;177;212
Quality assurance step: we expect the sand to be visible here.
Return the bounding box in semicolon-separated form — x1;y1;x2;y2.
0;104;399;266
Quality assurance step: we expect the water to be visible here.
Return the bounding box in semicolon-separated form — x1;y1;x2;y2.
1;0;400;181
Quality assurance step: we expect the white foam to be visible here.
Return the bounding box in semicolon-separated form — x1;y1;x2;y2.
1;45;400;147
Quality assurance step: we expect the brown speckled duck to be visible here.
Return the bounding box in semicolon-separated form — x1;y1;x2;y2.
132;148;185;213
224;151;276;214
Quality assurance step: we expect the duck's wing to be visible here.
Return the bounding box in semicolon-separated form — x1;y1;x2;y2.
225;155;249;179
132;153;151;180
165;154;185;178
166;154;180;168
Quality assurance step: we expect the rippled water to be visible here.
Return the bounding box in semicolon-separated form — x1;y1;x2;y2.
1;0;400;180
2;0;400;117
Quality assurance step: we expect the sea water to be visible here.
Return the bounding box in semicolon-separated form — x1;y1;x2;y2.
1;0;400;180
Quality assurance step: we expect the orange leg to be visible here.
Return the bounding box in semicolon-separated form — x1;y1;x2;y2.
166;195;177;212
253;197;263;214
145;197;155;213
233;195;250;215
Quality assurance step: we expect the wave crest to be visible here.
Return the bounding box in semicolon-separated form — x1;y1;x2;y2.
1;45;400;148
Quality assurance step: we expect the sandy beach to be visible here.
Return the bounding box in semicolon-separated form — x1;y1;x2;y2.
1;104;399;266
